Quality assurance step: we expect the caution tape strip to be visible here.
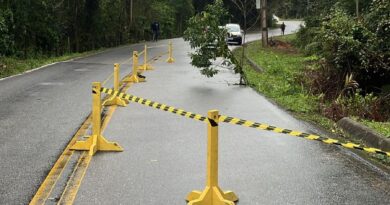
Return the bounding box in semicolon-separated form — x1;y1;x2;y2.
147;51;169;63
147;45;168;49
119;56;133;65
100;87;390;157
138;50;145;56
100;87;207;122
218;115;390;157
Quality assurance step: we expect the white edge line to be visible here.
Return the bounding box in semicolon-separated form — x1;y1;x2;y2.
0;51;107;82
0;39;177;82
0;62;60;82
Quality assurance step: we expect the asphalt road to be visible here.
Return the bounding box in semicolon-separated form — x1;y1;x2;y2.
1;21;389;204
0;43;147;204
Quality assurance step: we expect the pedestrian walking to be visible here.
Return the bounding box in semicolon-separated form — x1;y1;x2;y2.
151;21;160;41
280;22;286;35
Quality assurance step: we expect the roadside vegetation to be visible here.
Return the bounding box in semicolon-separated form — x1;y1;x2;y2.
236;32;389;163
294;0;389;135
0;0;195;79
236;35;335;131
235;1;389;165
237;33;390;137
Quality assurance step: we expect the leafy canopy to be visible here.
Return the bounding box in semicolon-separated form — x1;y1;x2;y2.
183;0;241;77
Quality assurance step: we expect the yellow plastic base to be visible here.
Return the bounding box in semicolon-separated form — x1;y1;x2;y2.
70;135;123;156
138;64;153;72
102;95;128;107
122;74;146;83
187;186;238;205
166;57;175;63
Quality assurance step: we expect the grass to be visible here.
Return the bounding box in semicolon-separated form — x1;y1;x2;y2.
0;49;105;79
274;34;296;43
237;34;335;131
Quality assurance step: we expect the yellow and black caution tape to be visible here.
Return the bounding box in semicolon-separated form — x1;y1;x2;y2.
102;55;134;86
100;87;390;157
218;115;390;157
147;45;169;49
147;51;169;63
138;50;146;56
100;87;207;122
119;56;133;65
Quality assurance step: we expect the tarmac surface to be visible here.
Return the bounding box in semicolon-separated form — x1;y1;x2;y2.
1;21;389;204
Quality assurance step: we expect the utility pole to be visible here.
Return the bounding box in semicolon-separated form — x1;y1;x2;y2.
261;0;268;47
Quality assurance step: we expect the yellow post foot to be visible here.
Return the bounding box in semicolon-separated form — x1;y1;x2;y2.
166;57;175;63
145;64;153;70
187;186;238;205
70;135;123;156
138;64;153;72
123;74;146;83
102;95;129;107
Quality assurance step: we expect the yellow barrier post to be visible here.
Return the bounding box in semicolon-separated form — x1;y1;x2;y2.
70;82;123;156
166;41;175;63
103;64;129;107
123;51;146;83
187;110;238;205
139;44;153;71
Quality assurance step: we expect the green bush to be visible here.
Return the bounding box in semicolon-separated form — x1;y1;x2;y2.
293;1;390;122
297;1;390;94
295;26;320;53
322;8;389;93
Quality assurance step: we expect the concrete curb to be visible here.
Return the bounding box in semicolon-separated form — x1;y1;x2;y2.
244;55;263;72
337;117;390;152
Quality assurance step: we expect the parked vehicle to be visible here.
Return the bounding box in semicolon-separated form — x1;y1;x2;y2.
225;23;243;45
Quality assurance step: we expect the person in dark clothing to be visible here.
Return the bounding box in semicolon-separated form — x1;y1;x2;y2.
280;22;286;35
151;21;160;41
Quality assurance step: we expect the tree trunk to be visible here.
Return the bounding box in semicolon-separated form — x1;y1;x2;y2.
356;0;359;19
261;0;268;47
74;0;79;52
130;0;133;25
